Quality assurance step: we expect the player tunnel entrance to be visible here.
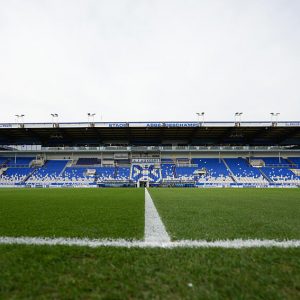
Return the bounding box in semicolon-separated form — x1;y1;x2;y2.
137;180;149;188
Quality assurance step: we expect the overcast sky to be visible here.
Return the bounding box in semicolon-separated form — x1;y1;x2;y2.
0;0;299;123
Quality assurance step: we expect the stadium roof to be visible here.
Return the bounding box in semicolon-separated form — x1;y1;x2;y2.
0;121;300;146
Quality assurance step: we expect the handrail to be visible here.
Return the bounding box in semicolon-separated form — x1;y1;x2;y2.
46;146;293;151
0;145;299;152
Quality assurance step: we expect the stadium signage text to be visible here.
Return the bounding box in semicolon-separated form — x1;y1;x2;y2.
146;122;198;127
107;122;199;128
108;123;129;127
0;124;12;128
285;122;300;126
132;158;160;163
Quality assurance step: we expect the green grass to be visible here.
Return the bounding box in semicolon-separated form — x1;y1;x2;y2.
150;188;300;241
0;245;299;299
0;188;144;239
1;188;300;299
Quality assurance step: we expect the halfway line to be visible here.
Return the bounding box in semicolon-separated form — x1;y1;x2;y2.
144;188;171;243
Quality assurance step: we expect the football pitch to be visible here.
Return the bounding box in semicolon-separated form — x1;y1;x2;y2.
0;188;300;299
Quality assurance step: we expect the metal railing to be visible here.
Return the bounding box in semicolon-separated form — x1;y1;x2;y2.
1;145;299;152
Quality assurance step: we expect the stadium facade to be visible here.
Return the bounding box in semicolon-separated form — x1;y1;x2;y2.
0;121;300;188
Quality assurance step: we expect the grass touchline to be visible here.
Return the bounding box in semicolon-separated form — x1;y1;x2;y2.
0;236;300;248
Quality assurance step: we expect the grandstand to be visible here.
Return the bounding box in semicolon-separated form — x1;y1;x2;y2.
0;121;300;188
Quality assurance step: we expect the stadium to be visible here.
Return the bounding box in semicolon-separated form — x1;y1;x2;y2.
1;1;300;299
1;120;300;188
1;120;300;298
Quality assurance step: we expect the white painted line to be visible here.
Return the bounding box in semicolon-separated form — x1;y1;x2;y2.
0;237;142;248
171;239;300;248
144;188;171;243
0;236;300;248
